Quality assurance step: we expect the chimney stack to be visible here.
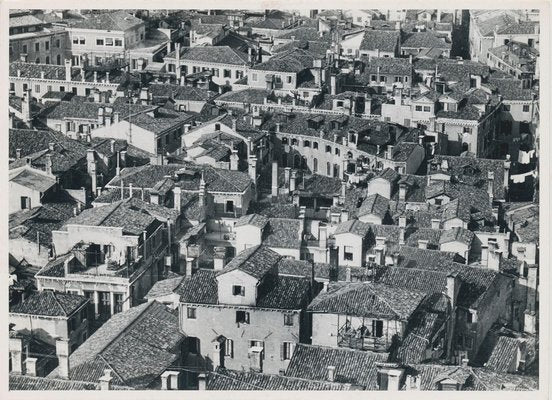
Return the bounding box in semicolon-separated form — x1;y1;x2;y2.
431;218;441;230
487;171;494;204
86;149;97;195
173;186;181;211
398;184;407;202
9;335;24;374
22;89;32;125
15;148;22;159
487;243;502;271
99;369;113;390
25;357;38;376
271;160;279;197
327;366;336;382
64;59;72;81
418;239;429;249
45;154;53;175
230;149;239;171
345;267;351;282
55;339;71;379
446;272;459;309
290;171;297;192
213;246;227;270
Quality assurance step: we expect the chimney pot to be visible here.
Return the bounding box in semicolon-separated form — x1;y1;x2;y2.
327;365;336;382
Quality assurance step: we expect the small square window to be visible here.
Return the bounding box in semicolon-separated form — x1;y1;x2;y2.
415;105;423;111
522;105;530;112
105;38;113;46
284;314;294;326
236;310;250;324
115;39;123;46
187;307;197;319
423;106;431;112
233;285;245;296
96;38;104;46
79;37;85;45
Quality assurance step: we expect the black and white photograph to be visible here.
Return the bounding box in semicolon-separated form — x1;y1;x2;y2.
3;4;546;394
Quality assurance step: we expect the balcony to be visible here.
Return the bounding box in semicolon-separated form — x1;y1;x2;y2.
337;323;389;352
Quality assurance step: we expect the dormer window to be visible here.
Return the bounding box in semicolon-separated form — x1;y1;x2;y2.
232;285;245;296
215;123;221;131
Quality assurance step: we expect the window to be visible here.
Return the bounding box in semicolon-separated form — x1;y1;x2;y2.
336;100;344;108
115;39;122;46
187;307;197;319
223;69;231;78
224;339;234;358
503;104;511;111
463;127;472;134
335;148;340;155
236;70;244;79
23;83;28;91
252;73;257;81
59;86;65;92
423;106;431;112
56;39;60;48
105;38;113;46
303;91;309;98
233;285;245;296
344;246;354;261
22;44;27;53
188;337;200;354
465;336;474;349
34;85;40;93
523;105;530;112
394;76;402;83
415;105;423;111
379;76;386;82
371;75;377;81
35;43;40;52
225;200;234;213
325;145;332;153
466;311;473;323
35;58;40;64
20;197;31;210
284;314;294;326
287;76;292;84
282;342;294;360
372;320;384;337
72;37;78;45
313;158;318;172
327;162;331;175
96;38;104;45
404;76;409;83
45;56;50;64
313;142;318;150
304;140;310;148
79;37;85;45
69;316;77;332
236;310;250;324
114;293;124;314
56;54;61;65
434;198;443;206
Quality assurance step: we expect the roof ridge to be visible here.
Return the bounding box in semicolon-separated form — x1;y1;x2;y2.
97;353;126;384
50;291;69;316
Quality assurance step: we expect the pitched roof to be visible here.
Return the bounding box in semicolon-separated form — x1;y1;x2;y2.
334;219;371;237
9;167;56;192
216;245;280;279
286;344;388;389
167;46;249;65
401;31;451;49
67;10;143;31
234;213;269;229
439;226;475;245
358;193;390;219
360;29;400;52
176;269;219;304
262;218;302;249
145;276;185;299
9;375;99;390
49;301;183;389
207;367;354;390
486;336;523;372
379;267;449;295
10;291;87;317
308;282;426;320
252;48;315;72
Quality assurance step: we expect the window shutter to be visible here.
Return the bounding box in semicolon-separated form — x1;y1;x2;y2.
245;312;250;324
240;286;245;296
230;339;234;358
280;343;285;361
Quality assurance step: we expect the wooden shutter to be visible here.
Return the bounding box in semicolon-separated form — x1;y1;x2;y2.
245;312;250;324
280;343;285;361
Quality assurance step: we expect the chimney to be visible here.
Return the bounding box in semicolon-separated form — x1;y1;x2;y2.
230;149;239;171
364;95;372;115
212;340;222;370
327;366;336;382
161;370;181;390
105;71;110;84
345;267;351;282
93;90;101;103
248;156;258;183
487;171;494;204
22;89;32;124
93;71;98;83
232;118;237;132
198;373;207;390
199;175;207;208
284;167;291;187
504;155;511;191
387;145;394;160
290;171;297;192
9;335;24;374
86;150;97;195
431;218;440;230
398;184;407;202
418;239;428;249
377;363;404;390
213;246;227;270
271;160;279;197
64;59;72;81
15;148;22;159
391;252;399;266
330;74;337;95
99;369;113;390
446;272;459;309
461;358;469;367
25;357;38;376
487;243;502;271
398;216;406;228
113;112;120;124
56;339;71;379
173;186;181;211
45;154;53;175
375;246;385;265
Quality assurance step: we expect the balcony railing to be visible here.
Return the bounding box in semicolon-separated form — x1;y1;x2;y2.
337;323;388;351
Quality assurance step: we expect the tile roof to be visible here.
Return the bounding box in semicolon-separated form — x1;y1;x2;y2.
252;48;316;72
9;128;68;160
144;276;185;299
497;21;538;35
358;193;390;219
9;14;43;28
469;368;538;390
379;267;449;295
9;167;56;192
360;29;400;52
166;46;249;65
286;344;388;389
297;174;342;197
308;282;426;320
41;98;155;121
263;218;302;249
9;375;99;390
334;219;371;237
49;301;183;389
489;78;536;100
235;213;269;229
256;275;313;309
67;10;143;31
250;18;287;30
126;107;192;135
207;367;354;390
362;56;413;76
216;88;271;105
485;336;522;372
176;269;219;304
439;226;475;245
149;84;217;102
401;31;451;49
217;245;280;279
10;291;87;317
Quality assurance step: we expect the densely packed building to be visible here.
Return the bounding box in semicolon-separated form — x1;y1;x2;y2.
7;8;540;391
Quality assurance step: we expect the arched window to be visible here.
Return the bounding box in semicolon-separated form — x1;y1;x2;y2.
35;57;40;64
335;148;340;156
326;162;331;176
304;140;310;148
347;151;353;159
313;141;319;150
45;56;50;64
56;54;62;65
282;137;288;145
333;164;340;178
215;123;221;131
313;158;318;173
326;145;332;153
291;138;298;146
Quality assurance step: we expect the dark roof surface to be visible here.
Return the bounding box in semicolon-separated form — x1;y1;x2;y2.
10;291;87;317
